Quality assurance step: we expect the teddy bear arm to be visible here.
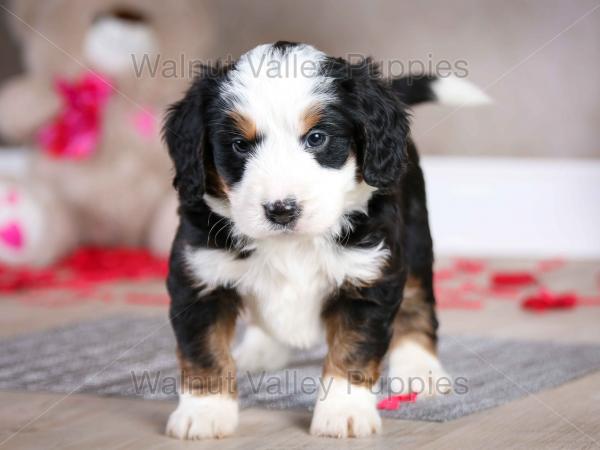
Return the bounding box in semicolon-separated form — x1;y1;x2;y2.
0;76;61;143
147;191;179;258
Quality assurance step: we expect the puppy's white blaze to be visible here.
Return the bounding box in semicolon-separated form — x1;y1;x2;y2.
431;75;492;106
310;377;381;438
224;43;333;134
166;393;238;440
185;238;389;348
387;340;452;397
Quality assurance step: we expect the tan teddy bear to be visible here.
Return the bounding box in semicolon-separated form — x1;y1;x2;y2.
0;0;214;266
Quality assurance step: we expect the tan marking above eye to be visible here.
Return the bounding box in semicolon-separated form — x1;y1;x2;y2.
301;104;323;136
228;110;257;141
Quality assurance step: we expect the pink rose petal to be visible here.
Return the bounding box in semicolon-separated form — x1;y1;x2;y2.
131;109;157;140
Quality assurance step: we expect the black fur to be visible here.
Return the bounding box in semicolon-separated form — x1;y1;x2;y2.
305;104;354;169
347;61;410;189
322;57;410;189
168;236;241;373
391;74;438;106
163;64;233;209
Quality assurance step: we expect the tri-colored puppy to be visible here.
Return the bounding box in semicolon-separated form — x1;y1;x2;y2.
163;41;488;439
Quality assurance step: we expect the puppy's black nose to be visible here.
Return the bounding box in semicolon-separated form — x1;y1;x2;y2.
263;198;300;226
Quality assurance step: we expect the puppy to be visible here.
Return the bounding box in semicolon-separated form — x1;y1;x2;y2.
163;41;489;439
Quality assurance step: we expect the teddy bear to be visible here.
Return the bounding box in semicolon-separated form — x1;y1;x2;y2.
0;0;214;266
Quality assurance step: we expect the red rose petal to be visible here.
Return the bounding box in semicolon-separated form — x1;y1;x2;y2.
454;259;486;274
521;289;577;311
377;393;418;411
491;272;537;287
0;247;168;302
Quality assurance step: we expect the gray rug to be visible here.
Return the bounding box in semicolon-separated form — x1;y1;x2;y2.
1;316;599;422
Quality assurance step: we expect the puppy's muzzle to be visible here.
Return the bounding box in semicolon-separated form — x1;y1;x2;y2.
263;197;300;227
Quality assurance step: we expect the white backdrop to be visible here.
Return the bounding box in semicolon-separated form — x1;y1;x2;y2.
423;157;600;259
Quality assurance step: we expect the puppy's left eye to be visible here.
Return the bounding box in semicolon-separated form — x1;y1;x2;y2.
305;130;329;148
232;138;251;154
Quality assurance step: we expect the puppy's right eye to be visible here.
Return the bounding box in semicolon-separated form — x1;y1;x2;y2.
232;139;251;154
304;130;329;149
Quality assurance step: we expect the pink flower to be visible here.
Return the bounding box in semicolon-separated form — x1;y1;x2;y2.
38;72;113;159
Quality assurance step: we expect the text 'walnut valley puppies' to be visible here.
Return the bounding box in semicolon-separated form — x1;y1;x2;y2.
163;42;489;439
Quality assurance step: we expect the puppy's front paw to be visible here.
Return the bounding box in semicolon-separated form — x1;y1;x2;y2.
166;393;238;440
310;377;381;438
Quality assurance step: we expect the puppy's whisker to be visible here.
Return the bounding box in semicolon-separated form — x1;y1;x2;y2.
207;216;227;247
225;228;235;252
213;221;230;245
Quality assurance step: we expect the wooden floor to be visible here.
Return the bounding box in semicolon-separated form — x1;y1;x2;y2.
1;260;599;449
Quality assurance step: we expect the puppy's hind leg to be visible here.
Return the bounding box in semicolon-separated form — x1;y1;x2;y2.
387;143;451;398
387;278;451;398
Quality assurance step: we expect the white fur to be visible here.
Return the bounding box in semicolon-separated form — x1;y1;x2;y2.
84;16;157;75
166;393;238;440
431;75;492;106
204;176;376;237
224;44;332;137
186;237;389;348
387;340;452;397
204;193;232;219
233;324;291;372
310;377;381;438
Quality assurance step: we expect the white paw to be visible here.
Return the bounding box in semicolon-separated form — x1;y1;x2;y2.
166;393;238;440
233;325;291;372
0;183;43;265
387;340;452;397
310;377;381;438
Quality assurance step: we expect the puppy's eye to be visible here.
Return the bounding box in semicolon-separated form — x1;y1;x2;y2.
232;139;251;154
305;130;328;149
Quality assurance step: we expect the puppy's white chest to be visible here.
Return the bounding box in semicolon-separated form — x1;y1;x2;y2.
240;242;334;348
186;237;389;349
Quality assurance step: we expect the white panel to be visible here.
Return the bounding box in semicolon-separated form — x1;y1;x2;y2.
422;157;600;259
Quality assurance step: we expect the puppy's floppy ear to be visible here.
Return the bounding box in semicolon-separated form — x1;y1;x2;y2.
163;73;210;209
343;58;410;189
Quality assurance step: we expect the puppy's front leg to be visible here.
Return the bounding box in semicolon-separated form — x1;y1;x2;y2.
311;285;401;438
166;267;241;440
